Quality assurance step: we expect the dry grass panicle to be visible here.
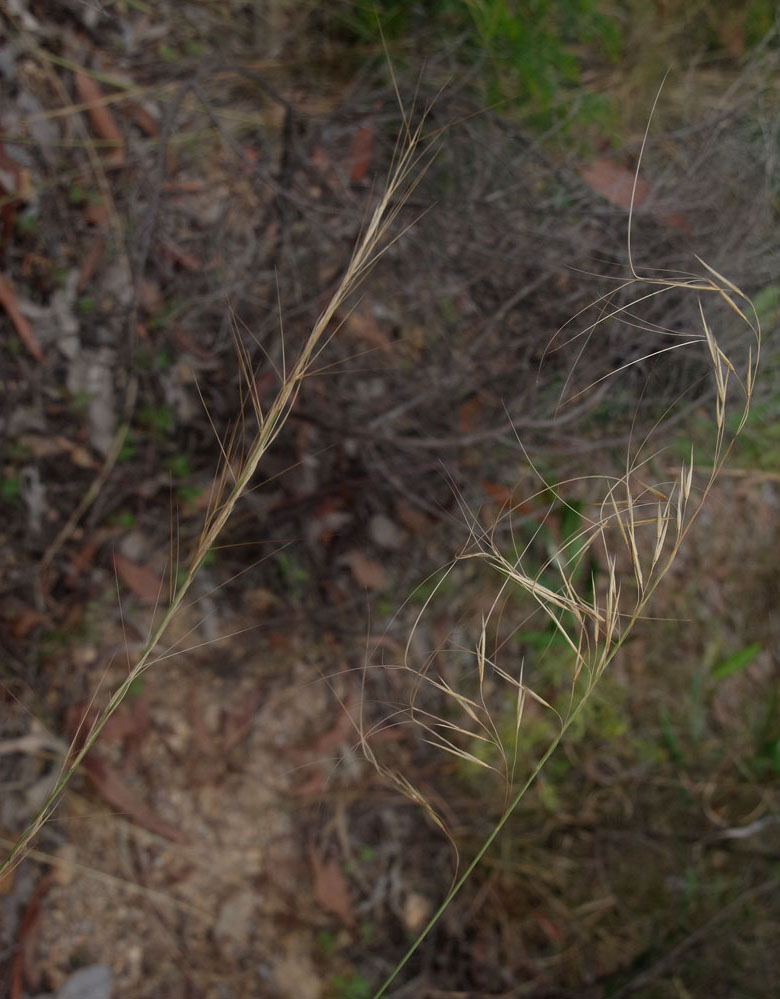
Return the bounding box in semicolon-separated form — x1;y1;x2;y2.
363;211;762;995
0;106;439;878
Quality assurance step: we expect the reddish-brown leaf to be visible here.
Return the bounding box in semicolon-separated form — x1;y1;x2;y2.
10;872;53;999
138;277;163;314
716;10;746;58
656;208;692;237
241;145;258;174
0;273;44;362
268;631;291;651
163;178;205;194
0;141;30;199
344;308;394;359
481;480;512;504
6;607;46;640
67;538;102;586
458;395;483;434
344;550;386;591
309;847;354;926
309;496;351;546
578;158;692;235
84;754;188;844
77;233;106;290
349;125;373;184
0;865;13;897
312;692;355;754
60;437;96;469
113;552;164;605
0;141;33;253
65;702;100;752
537;914;563;943
84;196;110;227
188;686;216;756
577;158;649;212
222;687;264;753
289;772;328;798
73;71;125;165
121;99;160;137
100;695;150;750
172;325;218;362
394;497;431;534
159;237;202;272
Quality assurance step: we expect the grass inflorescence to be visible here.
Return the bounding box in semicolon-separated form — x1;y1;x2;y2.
0;104;439;879
362;146;762;994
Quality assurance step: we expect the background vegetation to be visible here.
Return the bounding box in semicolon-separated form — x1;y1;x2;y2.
0;2;778;997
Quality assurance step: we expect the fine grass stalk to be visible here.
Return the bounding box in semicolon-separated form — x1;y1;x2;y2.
1;112;436;877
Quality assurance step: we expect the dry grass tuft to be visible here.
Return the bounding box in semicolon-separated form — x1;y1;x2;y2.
365;227;761;996
1;108;438;878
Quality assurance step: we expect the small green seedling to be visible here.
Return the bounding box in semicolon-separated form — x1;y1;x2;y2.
712;642;761;680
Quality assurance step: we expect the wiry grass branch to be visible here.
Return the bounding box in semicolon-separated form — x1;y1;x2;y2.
369;260;760;996
1;114;437;876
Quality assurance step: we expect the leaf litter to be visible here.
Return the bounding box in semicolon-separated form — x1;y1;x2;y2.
0;5;778;998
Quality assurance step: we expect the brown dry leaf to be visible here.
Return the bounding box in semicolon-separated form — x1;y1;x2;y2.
73;71;125;166
18;433;97;468
310;145;330;176
187;686;216;756
160;237;202;272
268;631;291;651
244;586;278;615
138;277;163;314
458;395;483;433
163;178;205;194
50;844;77;887
67;538;101;585
0;865;14;896
403;891;432;933
6;607;46;640
716;10;746;57
309;497;352;546
481;480;512;504
11;872;51;998
344;550;386;591
0;142;32;252
172;326;218;362
655;208;692;236
537;914;563;943
394;497;431;533
121;99;160;137
84;754;188;844
100;695;150;748
0;140;33;201
344;308;393;359
289;772;328;798
222;687;264;753
349;124;373;183
84;196;110;227
577;158;649;212
0;273;45;362
61;439;96;469
17;434;63;459
113;551;165;605
312;692;355;754
77;232;106;291
578;158;692;235
309;847;354;926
